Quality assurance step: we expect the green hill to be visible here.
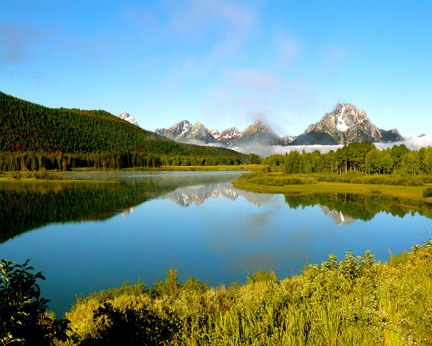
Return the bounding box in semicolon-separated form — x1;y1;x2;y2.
0;91;248;170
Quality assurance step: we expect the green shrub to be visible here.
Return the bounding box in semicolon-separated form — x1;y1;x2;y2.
423;187;432;198
36;168;48;179
0;259;69;345
246;269;277;284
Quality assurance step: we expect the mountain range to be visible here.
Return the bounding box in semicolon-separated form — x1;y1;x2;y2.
155;103;404;148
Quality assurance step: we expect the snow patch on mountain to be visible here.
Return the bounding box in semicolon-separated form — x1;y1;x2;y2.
336;106;349;132
117;110;138;126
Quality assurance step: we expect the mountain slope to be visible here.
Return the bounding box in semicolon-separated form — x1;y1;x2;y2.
235;121;282;145
0;91;247;161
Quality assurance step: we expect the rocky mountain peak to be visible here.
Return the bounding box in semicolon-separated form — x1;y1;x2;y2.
211;129;220;139
117;110;139;126
293;103;403;145
219;127;241;139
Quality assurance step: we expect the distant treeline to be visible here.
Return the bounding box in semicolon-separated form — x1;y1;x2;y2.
264;142;432;175
0;151;246;171
0;91;248;170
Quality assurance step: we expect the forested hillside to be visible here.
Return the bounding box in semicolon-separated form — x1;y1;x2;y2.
0;92;247;170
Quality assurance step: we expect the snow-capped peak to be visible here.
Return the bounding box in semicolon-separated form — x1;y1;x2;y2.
211;129;220;139
117;110;139;126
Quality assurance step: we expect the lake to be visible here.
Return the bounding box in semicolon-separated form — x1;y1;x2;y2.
1;171;431;317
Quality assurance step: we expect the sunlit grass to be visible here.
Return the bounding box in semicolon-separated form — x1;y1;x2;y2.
60;244;432;345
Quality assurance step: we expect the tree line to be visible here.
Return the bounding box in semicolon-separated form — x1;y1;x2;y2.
263;142;432;176
0;151;247;171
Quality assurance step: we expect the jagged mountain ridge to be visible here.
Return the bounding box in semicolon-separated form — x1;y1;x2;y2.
155;103;403;148
156;120;217;144
156;120;295;147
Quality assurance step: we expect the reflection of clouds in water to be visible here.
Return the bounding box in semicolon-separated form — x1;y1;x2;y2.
210;202;349;276
209;202;281;253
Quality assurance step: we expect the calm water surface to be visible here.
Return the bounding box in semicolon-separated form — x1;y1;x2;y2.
1;171;431;317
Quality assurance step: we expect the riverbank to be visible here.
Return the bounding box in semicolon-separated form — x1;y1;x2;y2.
233;171;432;203
59;244;432;345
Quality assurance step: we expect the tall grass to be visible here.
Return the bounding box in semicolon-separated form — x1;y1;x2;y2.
61;244;432;345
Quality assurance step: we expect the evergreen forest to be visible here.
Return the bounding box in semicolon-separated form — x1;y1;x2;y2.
0;91;248;171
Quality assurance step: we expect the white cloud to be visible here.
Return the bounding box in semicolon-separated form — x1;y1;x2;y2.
375;135;432;151
232;136;432;157
232;143;343;157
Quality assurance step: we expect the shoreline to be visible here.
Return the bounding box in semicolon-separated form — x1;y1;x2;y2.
233;172;432;203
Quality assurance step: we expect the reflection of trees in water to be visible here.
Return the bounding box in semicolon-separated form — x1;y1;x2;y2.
284;193;432;223
0;172;245;243
0;182;162;243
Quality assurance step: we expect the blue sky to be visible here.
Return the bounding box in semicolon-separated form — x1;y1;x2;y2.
1;0;431;138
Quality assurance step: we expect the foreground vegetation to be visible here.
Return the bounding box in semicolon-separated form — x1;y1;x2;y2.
5;244;432;345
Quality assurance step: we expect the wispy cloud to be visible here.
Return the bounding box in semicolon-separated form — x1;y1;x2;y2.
233;68;281;91
168;0;256;33
318;45;348;68
274;31;302;65
0;23;42;64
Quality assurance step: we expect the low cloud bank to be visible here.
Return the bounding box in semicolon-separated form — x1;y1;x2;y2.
181;139;227;148
375;135;432;151
184;135;432;158
232;143;343;157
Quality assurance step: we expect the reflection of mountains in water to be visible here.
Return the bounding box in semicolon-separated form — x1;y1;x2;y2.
319;205;355;225
164;183;273;207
